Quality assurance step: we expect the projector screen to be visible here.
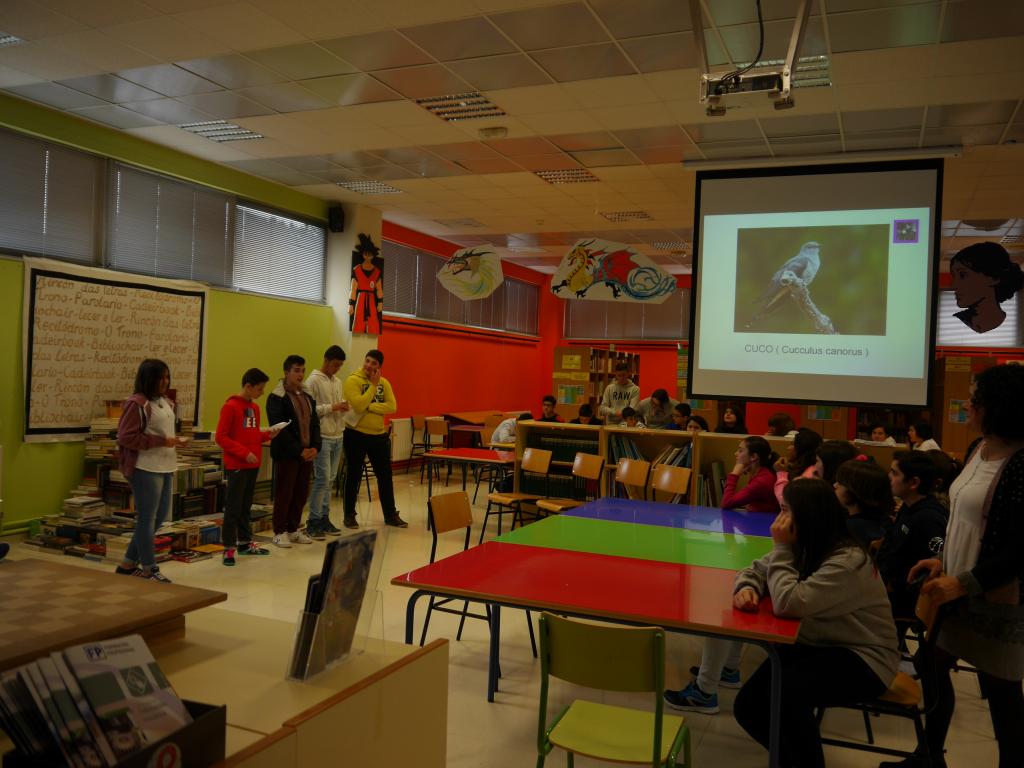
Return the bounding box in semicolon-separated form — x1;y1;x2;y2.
688;160;942;407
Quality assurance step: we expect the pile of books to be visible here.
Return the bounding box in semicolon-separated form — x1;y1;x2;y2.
61;496;105;521
83;417;119;462
0;635;192;767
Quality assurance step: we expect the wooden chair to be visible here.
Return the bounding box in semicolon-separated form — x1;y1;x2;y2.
649;465;692;503
472;424;504;504
419;492;537;657
480;447;553;543
615;458;652;500
536;613;690;767
423;418;450;484
407;414;430;475
816;591;943;762
536;453;605;515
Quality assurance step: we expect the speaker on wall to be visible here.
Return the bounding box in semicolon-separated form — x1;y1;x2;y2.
328;206;345;232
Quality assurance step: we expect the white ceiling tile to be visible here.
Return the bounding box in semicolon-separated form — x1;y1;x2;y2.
933;38;1024;78
389;122;467;145
173;3;306;51
342;100;440;127
32;31;160;72
519;110;602;135
34;0;160;28
102;17;232;61
588;102;674;131
482;84;581;115
0;2;86;40
144;0;239;11
247;0;386;39
123;124;255;161
0;64;40;88
561;75;659;108
0;42;98;81
830;47;934;85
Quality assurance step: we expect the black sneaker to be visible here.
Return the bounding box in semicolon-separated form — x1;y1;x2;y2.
140;567;172;583
384;513;409;528
321;521;343;536
115;564;139;576
306;525;326;541
343;516;359;529
223;549;236;567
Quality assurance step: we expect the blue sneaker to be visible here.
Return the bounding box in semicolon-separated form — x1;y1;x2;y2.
690;664;742;689
663;681;719;714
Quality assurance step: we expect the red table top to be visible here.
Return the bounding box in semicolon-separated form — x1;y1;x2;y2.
425;448;514;463
392;541;798;644
449;425;485;432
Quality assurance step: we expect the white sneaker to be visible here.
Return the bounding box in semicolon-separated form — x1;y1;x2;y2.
289;531;313;544
272;534;292;548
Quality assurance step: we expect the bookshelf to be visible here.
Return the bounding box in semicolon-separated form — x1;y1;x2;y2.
552;346;640;422
515;421;604;496
602;426;694;499
691;433;792;507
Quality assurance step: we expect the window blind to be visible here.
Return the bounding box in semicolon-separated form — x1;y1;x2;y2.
233;204;325;301
564;287;690;340
936;290;1021;347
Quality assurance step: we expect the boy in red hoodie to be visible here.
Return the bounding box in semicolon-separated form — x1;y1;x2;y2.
215;368;283;566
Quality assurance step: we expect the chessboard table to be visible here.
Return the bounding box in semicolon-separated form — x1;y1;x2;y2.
0;558;226;672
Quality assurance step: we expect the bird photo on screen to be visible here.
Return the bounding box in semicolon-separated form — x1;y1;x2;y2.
746;241;821;327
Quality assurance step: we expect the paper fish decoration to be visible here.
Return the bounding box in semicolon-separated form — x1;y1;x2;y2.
552;238;677;303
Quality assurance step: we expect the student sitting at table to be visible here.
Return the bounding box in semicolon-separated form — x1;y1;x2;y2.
908;420;941;452
637;388;677;429
492;412;531;445
773;427;822;505
716;403;747;434
868;422;898;445
722;436;780;513
663;402;693;430
686;414;709;433
619;406;645;428
730;479;899;768
537;394;564;423
834;457;894;547
569;403;603;425
765;412;798;437
814;439;857;485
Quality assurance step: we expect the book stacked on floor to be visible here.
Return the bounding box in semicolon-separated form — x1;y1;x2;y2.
0;635;193;768
61;496;106;521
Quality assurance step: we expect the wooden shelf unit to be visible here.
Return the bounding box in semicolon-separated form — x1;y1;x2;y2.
552;346;640;422
515;421;604;496
603;426;695;500
691;432;793;506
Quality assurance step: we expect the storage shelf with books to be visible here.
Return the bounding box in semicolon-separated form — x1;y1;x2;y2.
515;421;604;496
691;433;792;508
603;426;695;501
552;346;640;422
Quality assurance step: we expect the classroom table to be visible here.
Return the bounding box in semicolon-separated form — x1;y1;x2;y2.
423;447;515;499
566;496;776;538
442;410;501;426
391;540;797;768
497;514;772;570
449;423;485;448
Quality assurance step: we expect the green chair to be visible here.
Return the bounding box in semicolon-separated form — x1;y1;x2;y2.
536;613;691;768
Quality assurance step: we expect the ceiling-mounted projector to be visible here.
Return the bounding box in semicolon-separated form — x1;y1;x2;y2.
700;69;793;116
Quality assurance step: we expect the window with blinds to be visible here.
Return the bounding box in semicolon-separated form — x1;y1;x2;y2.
107;164;232;284
382;239;538;335
936;290;1022;346
0;129;100;263
233;204;326;302
564;287;690;340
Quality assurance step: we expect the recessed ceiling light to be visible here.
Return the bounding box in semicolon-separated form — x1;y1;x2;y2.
535;169;599;184
178;120;263;142
600;210;653;222
335;181;403;195
416;91;506;122
1001;234;1024;246
0;32;24;47
652;241;689;251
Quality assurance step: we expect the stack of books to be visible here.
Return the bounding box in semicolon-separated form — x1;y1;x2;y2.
83;417;119;462
0;635;192;767
61;496;105;521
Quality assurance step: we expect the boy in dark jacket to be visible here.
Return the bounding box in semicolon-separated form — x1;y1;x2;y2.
879;451;949;618
266;355;321;548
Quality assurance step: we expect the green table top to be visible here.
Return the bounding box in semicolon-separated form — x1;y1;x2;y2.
497;514;772;571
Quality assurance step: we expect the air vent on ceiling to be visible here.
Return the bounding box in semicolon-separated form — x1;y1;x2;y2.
179;120;263;142
335;181;403;195
535;169;599;184
652;241;689;251
0;32;24;47
416;92;506;122
1001;235;1024;246
600;210;653;223
435;218;484;229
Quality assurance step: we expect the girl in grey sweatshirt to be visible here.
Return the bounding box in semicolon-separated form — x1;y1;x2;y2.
732;478;899;768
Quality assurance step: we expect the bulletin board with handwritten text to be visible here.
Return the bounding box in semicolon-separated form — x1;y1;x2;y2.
23;258;206;442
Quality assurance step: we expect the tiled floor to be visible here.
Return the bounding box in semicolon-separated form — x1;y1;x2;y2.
6;469;1000;766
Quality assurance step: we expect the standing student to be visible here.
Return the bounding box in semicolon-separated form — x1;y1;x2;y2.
892;364;1024;768
909;421;941;452
731;479;899;768
115;359;187;582
716;404;747;434
266;355;321;548
215;368;282;566
834;458;894;548
304;345;350;539
343;350;407;529
664;402;692;430
599;362;640;421
637;388;677;429
721;437;780;513
537;394;563;423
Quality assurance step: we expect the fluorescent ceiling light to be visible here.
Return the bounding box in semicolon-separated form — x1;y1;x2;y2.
682;145;962;171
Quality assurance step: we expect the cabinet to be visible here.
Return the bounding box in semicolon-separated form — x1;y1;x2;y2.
552;346;640;422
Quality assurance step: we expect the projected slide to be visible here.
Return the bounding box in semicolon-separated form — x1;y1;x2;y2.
689;162;941;407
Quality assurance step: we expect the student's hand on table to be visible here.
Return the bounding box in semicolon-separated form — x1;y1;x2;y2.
771;511;796;545
908;558;942;585
733;588;760;612
245;452;258;465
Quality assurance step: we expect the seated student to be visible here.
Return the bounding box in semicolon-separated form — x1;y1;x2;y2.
537;394;563;423
773;427;822;505
663;402;692;430
814;439;857;485
868;422;898;445
722;436;780;513
925;448;961;510
569;403;603;426
765;412;798;437
637;388;677;429
908;420;941;451
878;451;948;619
834;458;895;548
716;404;747;434
619;406;645;428
492;412;530;444
686;414;709;433
729;479;899;768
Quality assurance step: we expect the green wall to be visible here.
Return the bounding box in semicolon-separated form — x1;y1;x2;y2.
0;258;333;531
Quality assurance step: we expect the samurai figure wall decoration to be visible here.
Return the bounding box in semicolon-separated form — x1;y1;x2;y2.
437;246;504;300
551;238;677;303
349;233;384;335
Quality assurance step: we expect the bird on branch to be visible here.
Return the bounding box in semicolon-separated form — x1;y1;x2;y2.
745;241;822;328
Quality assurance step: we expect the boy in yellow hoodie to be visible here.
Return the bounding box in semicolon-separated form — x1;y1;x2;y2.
342;349;406;528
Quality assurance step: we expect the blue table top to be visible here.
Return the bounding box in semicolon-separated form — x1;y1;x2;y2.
565;497;775;538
